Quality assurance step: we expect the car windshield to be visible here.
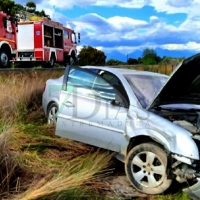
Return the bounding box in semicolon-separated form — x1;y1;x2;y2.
124;74;168;108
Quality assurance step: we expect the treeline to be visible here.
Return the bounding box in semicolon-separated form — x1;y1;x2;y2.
76;45;185;66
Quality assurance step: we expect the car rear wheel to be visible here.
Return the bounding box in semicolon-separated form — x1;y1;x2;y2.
47;103;58;125
125;143;172;195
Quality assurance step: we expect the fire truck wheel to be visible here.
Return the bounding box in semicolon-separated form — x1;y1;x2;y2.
48;55;55;68
0;49;11;68
69;56;75;65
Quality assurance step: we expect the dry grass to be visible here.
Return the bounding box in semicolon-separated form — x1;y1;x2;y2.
0;70;114;200
16;151;112;200
10;124;113;199
120;64;175;75
0;124;24;198
0;70;64;122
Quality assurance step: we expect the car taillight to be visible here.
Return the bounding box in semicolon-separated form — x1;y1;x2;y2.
43;83;46;93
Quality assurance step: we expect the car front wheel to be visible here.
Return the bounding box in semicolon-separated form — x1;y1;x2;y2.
125;143;172;195
47;103;58;125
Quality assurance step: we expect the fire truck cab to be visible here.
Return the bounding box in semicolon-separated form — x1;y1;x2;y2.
0;11;17;68
15;17;80;67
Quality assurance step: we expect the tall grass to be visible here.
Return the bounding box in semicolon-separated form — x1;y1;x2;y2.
0;70;114;200
0;70;63;122
0;124;23;199
119;64;175;75
16;152;112;200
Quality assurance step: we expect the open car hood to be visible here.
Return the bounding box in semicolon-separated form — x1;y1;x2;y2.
148;53;200;110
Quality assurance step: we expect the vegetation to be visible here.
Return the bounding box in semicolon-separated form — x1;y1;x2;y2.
106;59;125;66
104;48;184;67
0;0;48;18
77;46;107;66
141;48;161;65
127;58;138;65
25;1;36;13
0;70;115;200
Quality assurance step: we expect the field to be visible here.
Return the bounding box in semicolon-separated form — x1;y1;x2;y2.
0;67;191;200
117;64;176;75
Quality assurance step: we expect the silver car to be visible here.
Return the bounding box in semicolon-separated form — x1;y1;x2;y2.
42;54;200;199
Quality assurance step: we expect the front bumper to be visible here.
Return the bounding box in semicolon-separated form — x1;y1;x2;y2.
183;178;200;200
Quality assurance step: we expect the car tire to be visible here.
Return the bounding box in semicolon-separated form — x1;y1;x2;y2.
125;143;172;195
47;103;58;125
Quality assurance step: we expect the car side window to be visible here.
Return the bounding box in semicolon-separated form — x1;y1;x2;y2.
66;67;116;103
92;76;116;102
67;68;95;98
101;71;130;108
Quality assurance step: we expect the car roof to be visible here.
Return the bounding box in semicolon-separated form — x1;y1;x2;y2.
82;66;168;78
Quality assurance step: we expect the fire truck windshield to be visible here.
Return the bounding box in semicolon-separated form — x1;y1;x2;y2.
3;17;12;33
6;20;12;33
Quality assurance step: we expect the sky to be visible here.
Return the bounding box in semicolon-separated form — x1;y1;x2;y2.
16;0;200;61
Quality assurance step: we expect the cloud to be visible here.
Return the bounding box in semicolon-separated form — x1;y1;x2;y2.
16;0;200;19
32;0;200;18
107;16;148;30
167;0;193;7
94;0;151;8
87;41;200;58
161;42;200;51
38;0;150;9
150;0;200;17
70;12;200;57
58;13;149;45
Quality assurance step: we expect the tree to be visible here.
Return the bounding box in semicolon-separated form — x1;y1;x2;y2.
0;0;15;15
25;1;36;13
77;46;106;66
127;58;138;65
11;4;25;16
106;59;124;66
0;0;49;19
137;57;143;64
160;56;185;66
142;48;159;65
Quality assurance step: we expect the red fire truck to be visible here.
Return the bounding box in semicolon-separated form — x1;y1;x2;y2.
15;17;80;67
0;11;17;68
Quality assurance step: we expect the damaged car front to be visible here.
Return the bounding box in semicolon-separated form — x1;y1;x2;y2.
148;53;200;199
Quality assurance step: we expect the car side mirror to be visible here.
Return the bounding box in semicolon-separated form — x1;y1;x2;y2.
111;99;121;106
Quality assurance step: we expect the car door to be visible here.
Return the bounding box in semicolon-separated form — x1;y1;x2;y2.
56;66;129;152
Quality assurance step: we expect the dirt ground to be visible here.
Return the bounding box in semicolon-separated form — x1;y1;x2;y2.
103;175;149;199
